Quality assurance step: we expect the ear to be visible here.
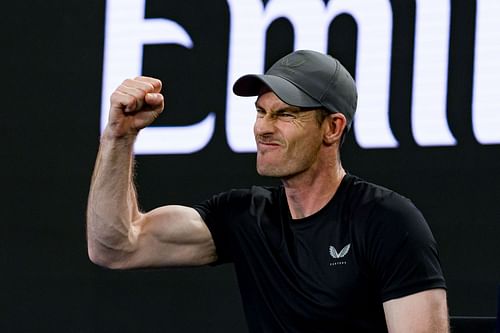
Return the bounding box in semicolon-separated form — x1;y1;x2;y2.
323;113;347;145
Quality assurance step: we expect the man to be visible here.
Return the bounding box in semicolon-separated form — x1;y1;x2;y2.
87;50;449;332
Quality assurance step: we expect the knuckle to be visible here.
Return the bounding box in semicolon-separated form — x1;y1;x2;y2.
122;78;134;86
110;91;135;108
153;78;162;89
135;76;162;91
144;82;155;91
110;91;122;103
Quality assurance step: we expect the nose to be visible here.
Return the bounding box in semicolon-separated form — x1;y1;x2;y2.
254;114;275;137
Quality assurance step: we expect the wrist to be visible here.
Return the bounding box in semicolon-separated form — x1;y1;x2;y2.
101;125;138;144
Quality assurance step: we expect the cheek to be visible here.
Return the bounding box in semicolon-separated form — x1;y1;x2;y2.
288;128;322;152
295;131;324;158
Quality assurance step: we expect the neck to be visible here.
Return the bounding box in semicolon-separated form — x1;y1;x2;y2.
282;162;346;220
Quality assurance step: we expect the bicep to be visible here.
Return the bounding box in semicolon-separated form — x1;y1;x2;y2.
124;205;217;268
383;289;449;333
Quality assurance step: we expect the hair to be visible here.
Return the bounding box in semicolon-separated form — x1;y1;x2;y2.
313;108;349;146
314;107;331;126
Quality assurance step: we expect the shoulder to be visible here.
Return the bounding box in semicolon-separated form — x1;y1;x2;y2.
342;174;430;238
344;174;407;205
343;177;446;300
208;185;280;203
192;185;281;215
342;174;418;218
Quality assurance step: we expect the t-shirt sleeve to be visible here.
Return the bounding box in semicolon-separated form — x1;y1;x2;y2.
192;192;234;265
364;193;447;302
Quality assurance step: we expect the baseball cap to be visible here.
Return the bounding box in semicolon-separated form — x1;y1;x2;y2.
233;50;357;127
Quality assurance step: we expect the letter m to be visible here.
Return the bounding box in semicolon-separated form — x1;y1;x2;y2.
225;0;397;152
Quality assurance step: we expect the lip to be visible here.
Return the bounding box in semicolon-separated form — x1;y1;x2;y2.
256;141;282;152
257;140;280;146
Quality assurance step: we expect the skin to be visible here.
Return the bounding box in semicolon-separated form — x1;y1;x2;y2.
87;77;217;268
87;76;449;332
254;89;346;218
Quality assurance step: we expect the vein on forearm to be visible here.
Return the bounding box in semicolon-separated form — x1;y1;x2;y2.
87;136;141;253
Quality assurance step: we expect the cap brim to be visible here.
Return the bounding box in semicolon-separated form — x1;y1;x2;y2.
233;74;321;108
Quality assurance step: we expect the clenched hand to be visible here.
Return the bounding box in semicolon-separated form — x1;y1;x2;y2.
107;76;164;138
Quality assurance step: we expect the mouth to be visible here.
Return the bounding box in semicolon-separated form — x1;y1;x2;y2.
258;140;280;146
256;138;282;149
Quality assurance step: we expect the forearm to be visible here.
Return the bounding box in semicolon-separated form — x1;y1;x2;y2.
87;129;141;267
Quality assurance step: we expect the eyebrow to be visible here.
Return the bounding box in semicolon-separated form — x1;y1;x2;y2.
254;103;303;113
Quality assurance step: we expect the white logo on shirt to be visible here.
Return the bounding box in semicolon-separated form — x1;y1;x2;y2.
329;244;351;259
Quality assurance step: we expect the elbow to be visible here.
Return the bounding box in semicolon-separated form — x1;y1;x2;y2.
87;244;130;270
87;247;108;268
87;246;114;269
86;220;139;269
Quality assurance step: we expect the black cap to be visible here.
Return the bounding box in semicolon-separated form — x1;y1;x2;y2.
233;50;357;127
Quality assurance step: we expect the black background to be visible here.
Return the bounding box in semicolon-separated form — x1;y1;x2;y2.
3;0;499;332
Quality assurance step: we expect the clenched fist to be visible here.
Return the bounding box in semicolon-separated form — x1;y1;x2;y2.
106;76;164;138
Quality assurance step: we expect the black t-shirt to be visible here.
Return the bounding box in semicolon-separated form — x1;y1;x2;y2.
193;174;446;332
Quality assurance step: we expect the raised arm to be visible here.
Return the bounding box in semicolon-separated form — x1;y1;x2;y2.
87;77;217;269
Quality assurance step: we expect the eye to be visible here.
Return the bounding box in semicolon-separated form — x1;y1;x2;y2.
277;110;296;119
256;109;265;117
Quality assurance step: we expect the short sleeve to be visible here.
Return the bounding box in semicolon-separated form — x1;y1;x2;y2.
192;193;233;265
364;193;446;302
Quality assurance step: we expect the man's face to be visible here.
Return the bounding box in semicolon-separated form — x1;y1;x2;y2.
254;90;325;178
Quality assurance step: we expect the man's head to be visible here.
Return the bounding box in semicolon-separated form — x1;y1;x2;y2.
232;50;357;131
232;50;357;178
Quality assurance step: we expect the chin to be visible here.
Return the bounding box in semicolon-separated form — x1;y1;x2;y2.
256;164;289;178
257;165;279;177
